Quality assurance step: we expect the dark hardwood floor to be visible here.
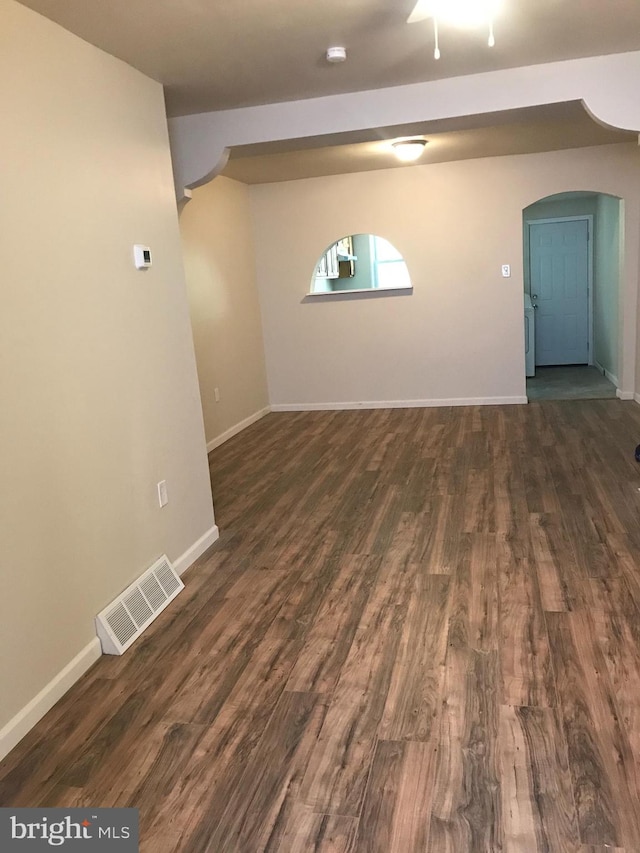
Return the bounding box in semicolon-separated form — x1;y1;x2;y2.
3;401;640;851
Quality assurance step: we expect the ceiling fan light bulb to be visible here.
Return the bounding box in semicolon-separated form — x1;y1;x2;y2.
429;0;503;29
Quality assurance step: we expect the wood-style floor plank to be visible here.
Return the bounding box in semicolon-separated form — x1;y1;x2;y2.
547;611;640;849
145;636;304;848
529;511;586;612
298;556;414;816
427;647;502;852
498;536;555;708
2;401;640;851
285;554;379;694
353;740;437;852
199;691;328;853
266;806;357;853
499;704;580;852
589;574;640;768
378;573;451;742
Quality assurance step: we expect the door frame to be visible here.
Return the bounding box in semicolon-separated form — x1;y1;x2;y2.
525;215;594;366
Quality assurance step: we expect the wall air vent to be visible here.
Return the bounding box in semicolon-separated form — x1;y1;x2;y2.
95;554;184;655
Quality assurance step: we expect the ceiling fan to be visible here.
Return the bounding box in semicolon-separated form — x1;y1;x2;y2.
407;0;503;58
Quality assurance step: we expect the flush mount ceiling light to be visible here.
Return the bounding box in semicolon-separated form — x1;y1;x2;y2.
392;139;428;162
408;0;503;59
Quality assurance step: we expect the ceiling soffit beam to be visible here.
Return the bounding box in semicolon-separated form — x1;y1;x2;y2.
168;51;640;203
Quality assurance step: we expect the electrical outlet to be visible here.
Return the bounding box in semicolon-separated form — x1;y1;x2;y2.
214;387;220;402
157;480;168;508
501;264;511;278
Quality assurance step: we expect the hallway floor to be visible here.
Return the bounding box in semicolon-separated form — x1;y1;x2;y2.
527;364;617;401
3;402;640;850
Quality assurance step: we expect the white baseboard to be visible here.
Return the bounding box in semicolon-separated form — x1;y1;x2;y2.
634;393;640;405
594;361;619;388
172;523;220;577
270;396;528;412
0;638;102;763
617;389;634;401
206;407;271;453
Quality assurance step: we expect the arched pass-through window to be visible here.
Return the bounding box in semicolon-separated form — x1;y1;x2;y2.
309;234;412;296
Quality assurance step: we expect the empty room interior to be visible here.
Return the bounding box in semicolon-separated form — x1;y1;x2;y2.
4;0;640;850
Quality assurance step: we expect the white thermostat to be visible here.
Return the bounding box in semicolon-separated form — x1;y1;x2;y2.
133;245;152;269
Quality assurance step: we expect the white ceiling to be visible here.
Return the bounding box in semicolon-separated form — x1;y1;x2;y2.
15;0;640;117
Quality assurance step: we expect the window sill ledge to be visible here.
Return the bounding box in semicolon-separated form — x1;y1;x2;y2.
306;286;413;297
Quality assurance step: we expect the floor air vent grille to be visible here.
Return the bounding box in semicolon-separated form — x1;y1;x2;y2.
95;555;184;655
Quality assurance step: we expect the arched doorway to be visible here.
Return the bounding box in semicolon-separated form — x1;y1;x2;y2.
522;191;623;401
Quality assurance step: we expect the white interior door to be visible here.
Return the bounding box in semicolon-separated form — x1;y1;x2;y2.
529;219;590;366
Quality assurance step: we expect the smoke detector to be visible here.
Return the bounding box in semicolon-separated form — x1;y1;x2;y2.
326;46;347;63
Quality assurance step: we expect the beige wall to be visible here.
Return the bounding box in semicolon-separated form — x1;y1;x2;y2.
250;144;640;406
0;0;214;737
180;177;268;447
